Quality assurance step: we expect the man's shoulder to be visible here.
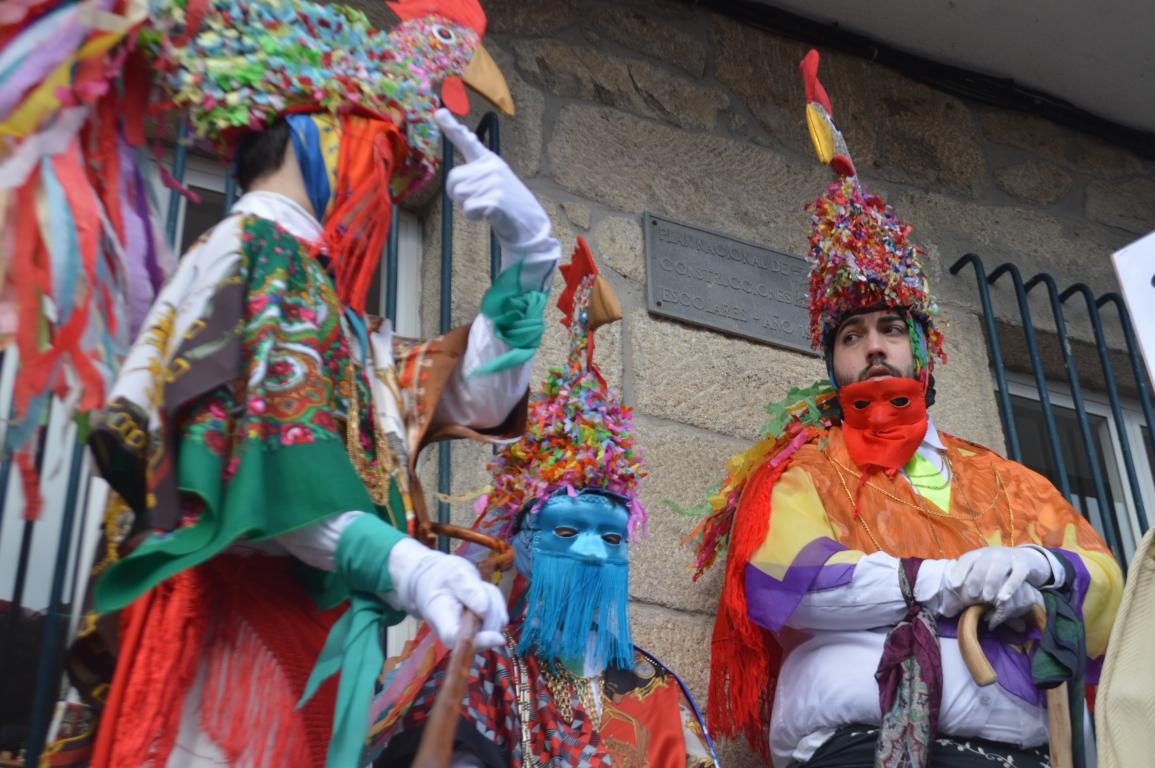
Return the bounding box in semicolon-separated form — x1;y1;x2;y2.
940;432;1017;466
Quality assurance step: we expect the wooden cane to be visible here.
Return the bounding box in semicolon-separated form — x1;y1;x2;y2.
410;609;481;768
957;604;1073;768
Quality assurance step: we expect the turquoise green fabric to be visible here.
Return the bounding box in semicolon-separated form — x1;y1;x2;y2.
475;260;549;376
95;440;379;612
299;513;407;768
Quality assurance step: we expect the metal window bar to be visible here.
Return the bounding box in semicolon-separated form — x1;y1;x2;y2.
950;254;1152;565
1023;273;1123;560
1097;293;1155;443
1060;285;1149;533
950;255;1023;462
5;112;506;762
436;113;503;552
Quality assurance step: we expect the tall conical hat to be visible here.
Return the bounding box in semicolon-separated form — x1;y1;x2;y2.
801;49;945;370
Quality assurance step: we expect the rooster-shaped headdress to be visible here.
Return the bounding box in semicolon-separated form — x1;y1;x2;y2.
801;49;944;376
144;0;513;193
0;0;512;519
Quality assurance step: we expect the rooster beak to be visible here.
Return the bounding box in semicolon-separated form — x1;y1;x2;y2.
463;44;515;117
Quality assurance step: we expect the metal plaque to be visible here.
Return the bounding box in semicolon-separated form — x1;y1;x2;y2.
643;213;813;354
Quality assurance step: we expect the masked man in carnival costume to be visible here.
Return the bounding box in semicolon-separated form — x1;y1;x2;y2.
366;240;718;768
6;1;564;766
687;51;1124;768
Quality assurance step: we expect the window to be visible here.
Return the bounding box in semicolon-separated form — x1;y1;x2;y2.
1007;376;1154;560
156;153;423;335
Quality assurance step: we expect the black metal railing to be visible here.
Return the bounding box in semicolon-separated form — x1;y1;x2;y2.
951;254;1152;566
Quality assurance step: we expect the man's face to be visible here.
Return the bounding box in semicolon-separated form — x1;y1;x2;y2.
831;309;916;388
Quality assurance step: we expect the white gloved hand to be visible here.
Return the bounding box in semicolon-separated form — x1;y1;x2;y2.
941;546;1053;618
435;108;558;291
386;537;508;650
986;581;1044;630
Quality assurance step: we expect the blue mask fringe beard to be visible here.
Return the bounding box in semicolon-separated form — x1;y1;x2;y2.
517;550;633;671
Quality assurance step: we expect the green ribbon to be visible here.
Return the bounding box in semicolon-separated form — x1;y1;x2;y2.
298;514;406;767
474;260;549;377
1031;555;1087;768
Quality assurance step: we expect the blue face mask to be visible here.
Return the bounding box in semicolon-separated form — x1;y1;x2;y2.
515;491;634;669
533;492;629;565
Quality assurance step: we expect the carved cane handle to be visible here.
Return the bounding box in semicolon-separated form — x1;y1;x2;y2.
957;603;1071;768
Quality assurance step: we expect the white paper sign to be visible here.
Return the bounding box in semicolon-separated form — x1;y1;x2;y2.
1112;230;1155;384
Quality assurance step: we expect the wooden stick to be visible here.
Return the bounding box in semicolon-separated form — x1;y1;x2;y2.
957;604;1072;768
411;610;480;768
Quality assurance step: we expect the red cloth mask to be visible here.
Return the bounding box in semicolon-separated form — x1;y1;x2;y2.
838;377;928;475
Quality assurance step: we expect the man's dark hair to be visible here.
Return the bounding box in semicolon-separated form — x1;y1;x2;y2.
234;119;291;191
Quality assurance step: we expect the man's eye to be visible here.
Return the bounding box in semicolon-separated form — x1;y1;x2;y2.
554;527;578;538
885;324;905;335
841;333;858;344
602;534;623;545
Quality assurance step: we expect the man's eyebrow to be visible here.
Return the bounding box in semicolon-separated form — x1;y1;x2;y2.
838;316;866;331
879;314;904;324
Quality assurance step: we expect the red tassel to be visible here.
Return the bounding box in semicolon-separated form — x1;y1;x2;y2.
121;49;151;148
16;451;43;521
316;116;408;313
11;177;53;414
707;457;791;760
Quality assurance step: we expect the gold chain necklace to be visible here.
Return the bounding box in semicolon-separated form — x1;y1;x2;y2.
538;662;601;724
505;632;539;768
824;450;1010;556
344;361;399;506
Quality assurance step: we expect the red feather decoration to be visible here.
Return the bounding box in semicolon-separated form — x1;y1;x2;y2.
799;49;833;116
386;0;486;35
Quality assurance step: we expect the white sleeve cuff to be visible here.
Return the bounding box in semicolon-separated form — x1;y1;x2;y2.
434;314;533;429
1020;544;1066;590
275;510;366;572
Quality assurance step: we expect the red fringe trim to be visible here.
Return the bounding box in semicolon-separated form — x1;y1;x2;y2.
318;116;408;314
91;556;341;768
707;457;790;760
92;568;207;767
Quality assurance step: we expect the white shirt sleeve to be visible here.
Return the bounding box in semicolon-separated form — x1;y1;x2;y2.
275;510;366;572
432;314;532;432
787;552;952;631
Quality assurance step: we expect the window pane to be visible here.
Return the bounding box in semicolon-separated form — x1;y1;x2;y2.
180;187;229;253
1010;395;1121;541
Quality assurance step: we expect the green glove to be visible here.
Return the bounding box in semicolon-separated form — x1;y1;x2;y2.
474;260;549;377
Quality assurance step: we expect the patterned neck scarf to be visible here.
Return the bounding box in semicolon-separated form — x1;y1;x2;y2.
875;558;942;768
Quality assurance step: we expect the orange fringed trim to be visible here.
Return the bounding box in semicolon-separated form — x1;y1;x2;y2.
707;457;790;760
91;568;208;768
197;556;340;768
318;116;408;314
91;556;342;768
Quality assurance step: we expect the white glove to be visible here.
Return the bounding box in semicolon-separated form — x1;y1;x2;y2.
385;537;508;650
986;581;1044;629
435;108;558;291
941;546;1054;620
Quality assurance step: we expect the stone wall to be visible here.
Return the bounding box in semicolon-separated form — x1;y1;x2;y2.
390;0;1154;764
